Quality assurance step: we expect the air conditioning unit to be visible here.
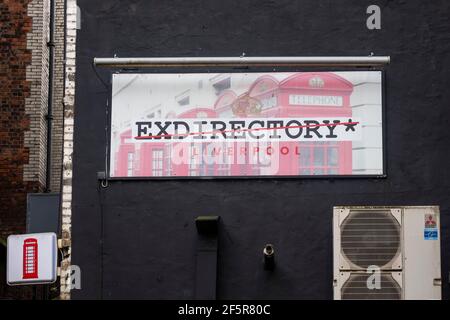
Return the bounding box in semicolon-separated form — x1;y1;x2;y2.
333;206;441;300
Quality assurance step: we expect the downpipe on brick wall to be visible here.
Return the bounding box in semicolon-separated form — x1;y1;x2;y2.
45;0;55;192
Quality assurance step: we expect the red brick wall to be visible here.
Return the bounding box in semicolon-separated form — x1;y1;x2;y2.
0;0;41;299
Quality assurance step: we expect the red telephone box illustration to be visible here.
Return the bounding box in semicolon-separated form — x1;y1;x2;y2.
22;238;38;279
115;129;137;177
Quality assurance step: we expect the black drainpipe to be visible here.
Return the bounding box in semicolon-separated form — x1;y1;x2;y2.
45;0;55;192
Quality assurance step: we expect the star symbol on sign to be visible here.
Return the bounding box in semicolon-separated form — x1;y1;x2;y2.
344;119;358;132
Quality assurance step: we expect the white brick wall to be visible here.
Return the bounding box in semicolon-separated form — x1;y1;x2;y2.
24;0;51;187
50;0;66;191
24;0;65;191
59;0;77;300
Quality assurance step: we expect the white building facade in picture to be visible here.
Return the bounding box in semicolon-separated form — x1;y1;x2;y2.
349;72;383;175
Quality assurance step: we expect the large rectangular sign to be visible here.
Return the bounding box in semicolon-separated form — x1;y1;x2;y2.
110;71;384;178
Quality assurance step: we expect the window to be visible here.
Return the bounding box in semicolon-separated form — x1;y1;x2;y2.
203;143;216;176
152;149;163;176
164;145;172;176
189;143;219;176
216;142;231;176
205;163;215;176
189;144;200;176
299;142;339;175
177;96;190;106
327;146;339;167
213;77;231;96
313;146;325;166
176;90;190;106
127;152;134;176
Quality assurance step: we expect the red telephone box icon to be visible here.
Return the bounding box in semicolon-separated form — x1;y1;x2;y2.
22;238;38;279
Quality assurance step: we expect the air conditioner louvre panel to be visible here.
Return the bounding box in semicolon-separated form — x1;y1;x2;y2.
341;273;402;300
341;210;401;269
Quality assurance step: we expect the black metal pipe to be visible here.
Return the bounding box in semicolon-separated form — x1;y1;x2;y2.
263;244;275;271
45;0;56;192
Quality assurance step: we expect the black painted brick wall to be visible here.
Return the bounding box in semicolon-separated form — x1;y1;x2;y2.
72;0;450;299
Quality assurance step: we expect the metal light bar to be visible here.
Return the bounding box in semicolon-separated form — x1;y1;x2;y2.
93;56;390;68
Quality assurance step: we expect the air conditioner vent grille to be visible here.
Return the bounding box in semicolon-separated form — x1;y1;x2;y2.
341;273;401;300
341;210;401;269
